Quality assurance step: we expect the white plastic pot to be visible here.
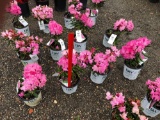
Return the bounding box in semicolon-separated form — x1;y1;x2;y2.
90;71;108;84
141;96;160;117
15;26;30;36
123;64;142;80
50;49;63;61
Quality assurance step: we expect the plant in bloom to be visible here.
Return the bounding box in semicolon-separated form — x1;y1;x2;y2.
17;63;47;99
57;49;94;79
145;77;160;108
114;18;134;32
106;92;148;120
6;1;21;16
120;37;151;68
91;0;105;8
1;29;43;59
48;20;63;50
32;5;53;23
92;46;120;74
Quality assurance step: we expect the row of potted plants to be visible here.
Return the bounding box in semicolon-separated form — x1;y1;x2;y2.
3;0;160;119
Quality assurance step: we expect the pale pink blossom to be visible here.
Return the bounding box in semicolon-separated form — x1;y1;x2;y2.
126;20;134;31
120;112;128;120
106;91;113;100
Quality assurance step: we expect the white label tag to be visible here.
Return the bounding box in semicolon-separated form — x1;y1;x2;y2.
90;11;95;16
18;16;28;26
139;50;148;65
29;54;39;61
108;34;117;45
46;39;54;46
38;21;45;30
59;79;68;87
58;39;65;50
76;30;85;42
52;73;59;77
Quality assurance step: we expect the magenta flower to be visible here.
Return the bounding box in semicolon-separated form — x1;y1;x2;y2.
106;91;113;100
126;20;134;31
48;20;63;36
20;63;47;92
114;18;127;31
7;1;21;16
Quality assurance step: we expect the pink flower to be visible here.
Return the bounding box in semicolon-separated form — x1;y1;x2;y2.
138;115;148;120
120;112;128;120
32;5;53;20
18;92;24;98
118;106;126;112
48;20;63;36
7;1;21;16
20;63;47;92
132;101;139;114
106;91;113;100
92;0;104;4
114;18;127;31
126;20;134;31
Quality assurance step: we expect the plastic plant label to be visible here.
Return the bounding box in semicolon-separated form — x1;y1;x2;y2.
108;34;117;45
90;10;95;16
46;39;54;46
76;30;85;42
59;79;68;87
19;16;28;26
58;39;66;50
139;50;148;65
38;21;45;30
29;54;39;61
52;73;59;77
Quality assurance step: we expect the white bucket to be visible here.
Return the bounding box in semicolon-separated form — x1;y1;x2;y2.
21;59;38;66
15;26;30;36
64;17;74;29
61;85;78;94
89;15;97;26
43;24;50;33
102;34;112;48
50;49;63;61
90;71;108;84
16;83;42;107
141;96;160;117
123;64;142;80
74;40;87;53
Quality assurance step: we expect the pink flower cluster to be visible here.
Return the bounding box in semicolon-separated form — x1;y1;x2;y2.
32;5;53;21
15;35;43;55
146;77;160;102
114;18;134;32
57;49;94;71
120;37;151;60
1;29;43;55
6;1;21;16
92;46;120;74
68;1;94;29
106;92;148;120
1;29;26;41
18;63;47;97
48;20;63;36
92;0;104;4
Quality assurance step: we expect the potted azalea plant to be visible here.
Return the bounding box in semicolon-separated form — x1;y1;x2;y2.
91;0;105;8
73;8;94;53
6;0;30;36
16;63;47;107
64;0;83;29
32;5;53;33
54;0;66;12
106;92;148;120
120;37;151;80
103;18;134;48
16;0;30;17
47;20;65;61
57;49;93;94
90;46;120;84
1;29;43;66
141;77;160;117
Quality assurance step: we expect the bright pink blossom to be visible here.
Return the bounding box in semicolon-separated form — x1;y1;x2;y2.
48;20;63;36
7;1;21;16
